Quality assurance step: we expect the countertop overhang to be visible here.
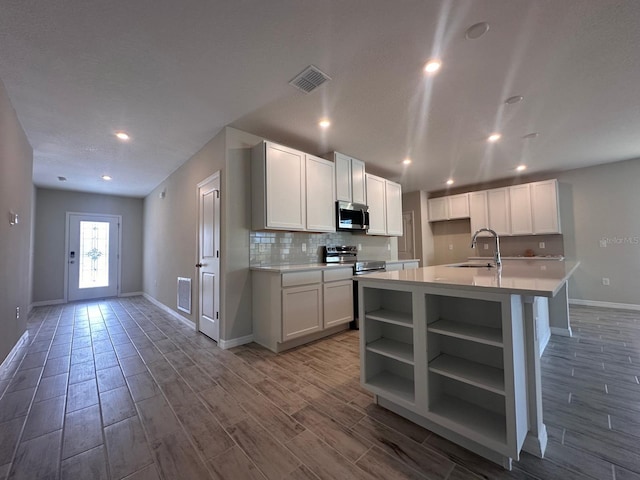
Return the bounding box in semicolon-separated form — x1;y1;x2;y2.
355;260;580;298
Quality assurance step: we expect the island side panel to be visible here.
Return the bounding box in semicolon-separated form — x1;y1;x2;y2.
549;282;572;337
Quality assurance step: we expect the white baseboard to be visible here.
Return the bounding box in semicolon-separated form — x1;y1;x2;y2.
0;331;29;372
119;291;144;298
219;334;254;350
30;299;65;308
142;293;194;329
569;298;640;312
550;326;572;337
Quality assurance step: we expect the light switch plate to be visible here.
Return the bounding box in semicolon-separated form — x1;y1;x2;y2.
539;242;545;249
448;244;453;250
484;244;489;250
602;278;610;286
301;243;307;252
599;239;608;248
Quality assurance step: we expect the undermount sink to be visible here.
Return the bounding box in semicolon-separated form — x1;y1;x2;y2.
448;262;495;268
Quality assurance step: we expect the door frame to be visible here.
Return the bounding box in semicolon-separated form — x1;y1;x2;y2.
64;212;122;303
195;171;222;337
398;210;415;260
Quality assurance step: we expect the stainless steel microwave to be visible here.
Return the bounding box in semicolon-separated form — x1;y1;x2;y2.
336;201;370;231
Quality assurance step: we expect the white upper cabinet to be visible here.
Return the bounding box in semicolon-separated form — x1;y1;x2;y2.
351;158;367;204
531;179;561;234
333;152;366;204
428;194;469;221
448;193;470;219
366;174;387;235
428;197;448;222
306;155;336;232
487;187;511;235
509;184;533;235
334;153;352;202
366;175;403;236
385;180;403;236
252;141;306;231
469;191;490;236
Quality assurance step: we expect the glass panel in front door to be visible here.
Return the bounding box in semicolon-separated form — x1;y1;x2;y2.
79;221;110;289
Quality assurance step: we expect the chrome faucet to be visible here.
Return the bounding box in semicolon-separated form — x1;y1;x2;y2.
471;228;502;268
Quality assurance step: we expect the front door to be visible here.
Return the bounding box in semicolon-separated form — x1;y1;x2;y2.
67;213;120;301
197;173;220;342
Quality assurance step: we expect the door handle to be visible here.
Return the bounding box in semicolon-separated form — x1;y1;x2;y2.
196;263;203;268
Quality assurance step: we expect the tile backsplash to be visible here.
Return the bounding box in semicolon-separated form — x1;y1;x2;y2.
250;231;394;266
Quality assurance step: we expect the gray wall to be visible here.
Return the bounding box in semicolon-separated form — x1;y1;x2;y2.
0;79;33;364
556;158;640;304
33;189;143;302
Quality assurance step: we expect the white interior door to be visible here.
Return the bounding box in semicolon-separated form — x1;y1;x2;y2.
398;211;415;260
197;173;221;342
67;213;120;301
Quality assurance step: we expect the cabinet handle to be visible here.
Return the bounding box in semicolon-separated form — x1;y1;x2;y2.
195;263;203;268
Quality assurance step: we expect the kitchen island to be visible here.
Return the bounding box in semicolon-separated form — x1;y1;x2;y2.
357;260;579;469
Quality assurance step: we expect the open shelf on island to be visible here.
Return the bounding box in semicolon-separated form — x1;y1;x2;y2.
367;338;414;365
429;395;507;449
365;371;414;404
428;319;502;347
429;354;505;395
366;309;413;328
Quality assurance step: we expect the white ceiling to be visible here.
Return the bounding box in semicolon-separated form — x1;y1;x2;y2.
1;0;639;197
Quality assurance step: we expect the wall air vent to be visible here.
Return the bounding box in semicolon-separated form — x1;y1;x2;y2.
177;277;192;314
288;65;331;94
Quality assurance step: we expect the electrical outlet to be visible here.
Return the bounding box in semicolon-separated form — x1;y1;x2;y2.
483;244;489;250
539;242;545;249
602;278;610;286
358;244;362;251
600;239;608;248
448;244;453;251
15;307;19;319
301;243;307;252
387;244;391;251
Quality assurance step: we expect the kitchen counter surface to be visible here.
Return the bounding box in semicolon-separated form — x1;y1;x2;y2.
356;260;579;297
385;259;420;265
250;263;350;273
468;256;564;261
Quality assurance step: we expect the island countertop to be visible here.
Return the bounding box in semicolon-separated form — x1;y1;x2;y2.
356;260;579;297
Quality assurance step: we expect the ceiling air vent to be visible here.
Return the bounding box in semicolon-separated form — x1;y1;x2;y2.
288;65;331;94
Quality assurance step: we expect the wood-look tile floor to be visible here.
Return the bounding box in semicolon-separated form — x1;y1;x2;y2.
1;298;640;479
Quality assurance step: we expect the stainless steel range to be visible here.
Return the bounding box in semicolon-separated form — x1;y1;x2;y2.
323;245;386;328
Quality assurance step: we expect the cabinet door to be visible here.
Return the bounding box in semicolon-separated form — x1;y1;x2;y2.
351;158;367;204
448;193;470;219
366;174;387;235
403;262;419;269
324;280;353;328
531;180;561;234
428;197;448;221
487;188;511;235
385;180;403;236
265;143;306;230
469;191;490;237
306;155;336;232
509;184;533;235
334;153;352;202
386;263;403;271
282;284;323;341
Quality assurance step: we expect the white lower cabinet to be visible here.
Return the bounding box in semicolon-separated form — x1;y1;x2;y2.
253;267;353;352
360;284;528;468
282;284;323;341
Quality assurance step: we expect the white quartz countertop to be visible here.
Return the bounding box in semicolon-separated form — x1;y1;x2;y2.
468;256;564;261
356;260;580;297
385;259;420;264
250;263;353;273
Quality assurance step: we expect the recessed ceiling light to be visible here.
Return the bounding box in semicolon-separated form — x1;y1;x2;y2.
516;165;527;172
57;176;67;182
424;59;442;74
319;119;331;129
465;22;490;40
487;133;502;142
101;175;112;181
115;132;130;141
403;158;412;165
523;132;539;139
505;95;524;105
446;179;454;185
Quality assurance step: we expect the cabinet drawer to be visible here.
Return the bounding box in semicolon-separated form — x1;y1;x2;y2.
323;268;353;282
282;270;322;287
